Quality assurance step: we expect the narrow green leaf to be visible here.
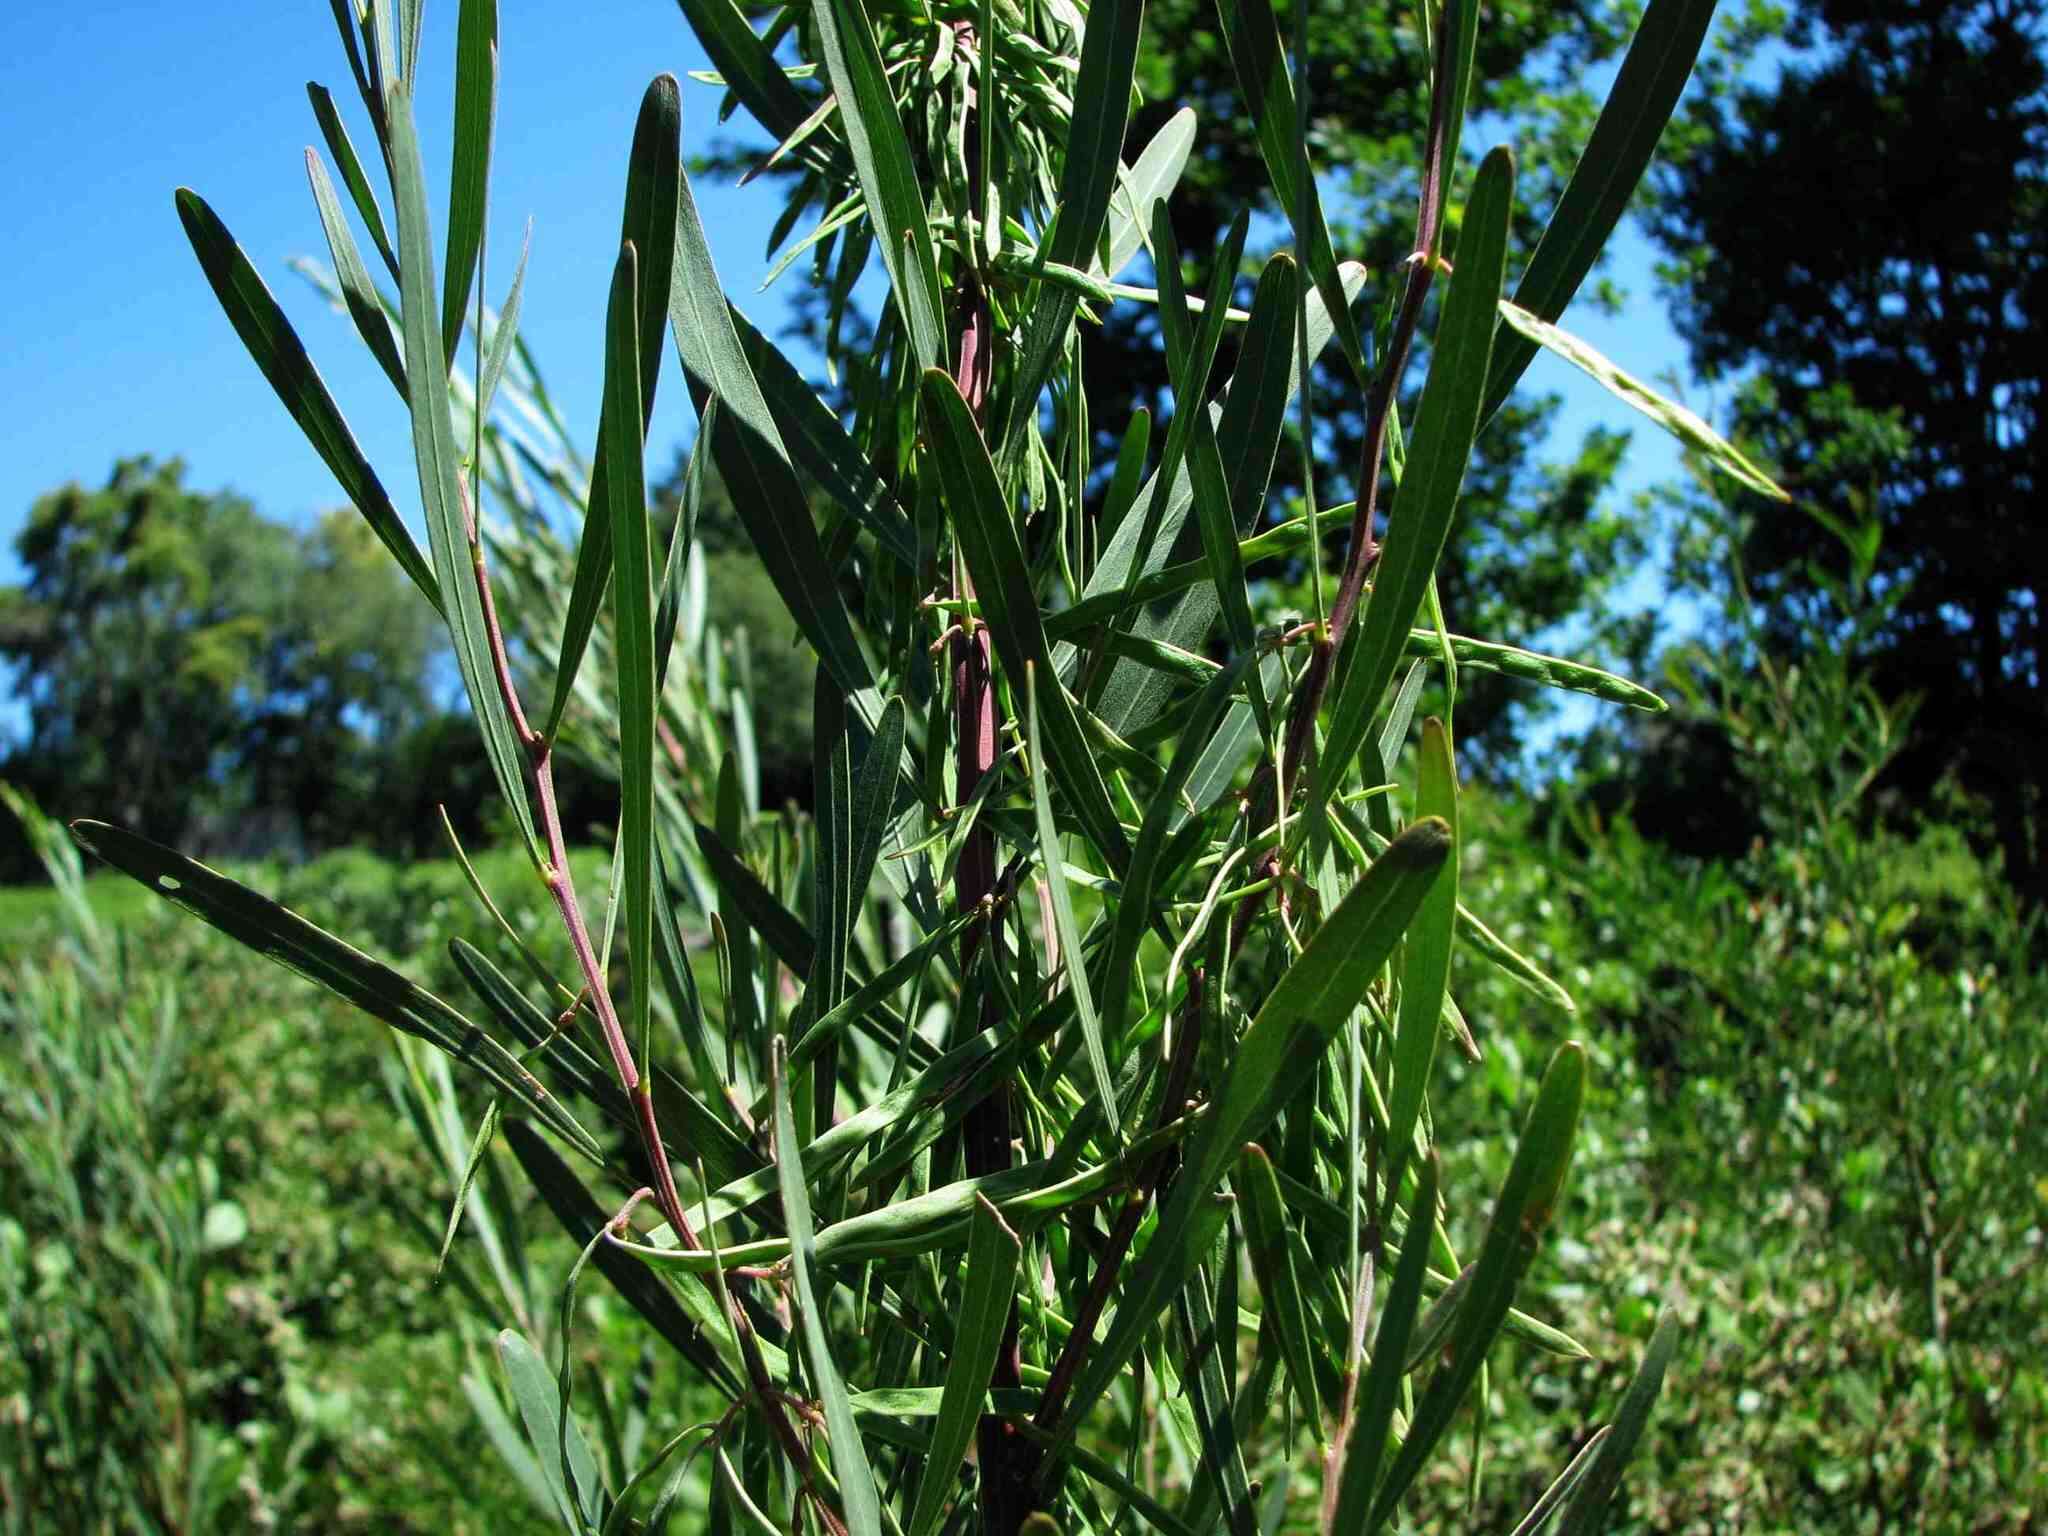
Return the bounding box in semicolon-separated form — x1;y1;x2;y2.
501;1119;746;1398
845;697;906;935
1508;1428;1612;1536
810;0;947;372
304;148;408;400
174;188;440;615
1482;0;1718;424
1073;267;1362;628
672;0;816;143
1098;406;1153;546
434;1097;501;1280
671;172;879;708
787;906;976;1075
1237;1145;1329;1428
599;242;658;1076
1054;819;1452;1444
771;1039;884;1536
1026;664;1118;1138
476;220;532;422
306;82;398;281
1403;627;1667;711
1497;301;1789;501
905;1197;1023;1536
1212;0;1369;386
1091;241;1330;738
69;822;602;1162
498;1328;604;1530
1097;106;1197;282
545;76;682;740
386;81;537;849
1383;717;1458;1218
1314;147;1514;828
730;308;917;563
1100;652;1252;1049
998;0;1147;458
920;370;1130;872
1556;1309;1680;1536
1370;1044;1586;1527
442;0;498;367
694;821;816;976
1329;1153;1441;1531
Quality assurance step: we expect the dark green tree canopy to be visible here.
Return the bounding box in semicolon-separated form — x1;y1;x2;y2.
1651;0;2047;894
0;457;440;857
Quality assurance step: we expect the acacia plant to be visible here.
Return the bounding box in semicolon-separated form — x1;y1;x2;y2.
72;0;1780;1528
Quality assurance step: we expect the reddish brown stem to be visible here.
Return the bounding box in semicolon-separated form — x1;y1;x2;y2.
1228;3;1463;945
461;474;695;1249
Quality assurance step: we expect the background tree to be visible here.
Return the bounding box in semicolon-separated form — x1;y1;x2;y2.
0;458;440;868
1650;0;2048;898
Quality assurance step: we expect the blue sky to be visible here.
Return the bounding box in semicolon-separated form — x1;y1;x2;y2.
0;1;1703;709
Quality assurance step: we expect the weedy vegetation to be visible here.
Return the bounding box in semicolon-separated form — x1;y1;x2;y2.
54;0;1798;1529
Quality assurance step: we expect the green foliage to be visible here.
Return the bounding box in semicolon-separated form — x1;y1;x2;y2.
73;0;1744;1530
0;797;668;1534
1650;0;2048;902
0;458;440;869
1429;513;2048;1531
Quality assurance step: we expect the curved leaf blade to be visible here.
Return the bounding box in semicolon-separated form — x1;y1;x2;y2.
905;1197;1023;1536
69;821;602;1162
772;1038;884;1536
1314;146;1514;826
1053;819;1453;1445
1482;0;1719;424
174;187;440;615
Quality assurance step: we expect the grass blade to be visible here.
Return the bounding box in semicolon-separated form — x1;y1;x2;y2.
1313;147;1514;829
386;80;538;850
1482;0;1718;424
1369;1043;1587;1528
772;1039;884;1536
810;0;947;372
1053;819;1452;1444
175;188;440;615
1383;716;1458;1218
905;1197;1023;1536
1555;1308;1680;1536
69;821;603;1162
545;76;682;740
441;0;498;367
920;369;1130;872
